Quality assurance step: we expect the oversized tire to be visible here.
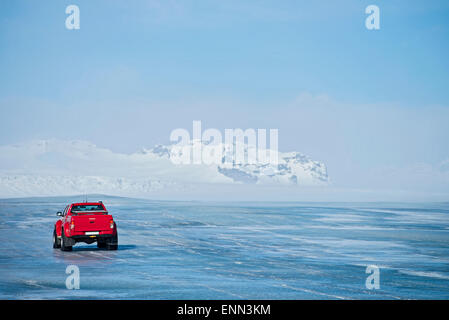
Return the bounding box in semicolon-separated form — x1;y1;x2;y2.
60;228;72;251
106;233;118;250
53;229;61;248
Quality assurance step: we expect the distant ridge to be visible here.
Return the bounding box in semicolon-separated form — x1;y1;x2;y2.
0;139;328;198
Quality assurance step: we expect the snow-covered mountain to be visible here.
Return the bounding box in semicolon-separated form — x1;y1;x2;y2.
0;139;328;198
144;140;328;185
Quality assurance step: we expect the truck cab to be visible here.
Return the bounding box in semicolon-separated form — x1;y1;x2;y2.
53;202;118;251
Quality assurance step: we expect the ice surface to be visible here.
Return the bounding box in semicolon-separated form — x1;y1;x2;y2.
0;196;448;299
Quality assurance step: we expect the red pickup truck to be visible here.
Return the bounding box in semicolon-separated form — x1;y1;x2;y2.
53;202;118;251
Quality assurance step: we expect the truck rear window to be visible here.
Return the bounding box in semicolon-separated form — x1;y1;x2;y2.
71;205;105;212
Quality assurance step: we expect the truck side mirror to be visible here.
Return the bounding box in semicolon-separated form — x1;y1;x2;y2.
57;211;63;217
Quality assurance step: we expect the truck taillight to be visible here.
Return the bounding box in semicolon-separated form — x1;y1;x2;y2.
110;219;114;229
70;220;75;230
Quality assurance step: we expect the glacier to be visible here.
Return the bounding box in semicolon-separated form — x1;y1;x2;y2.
0;139;328;198
1;196;449;299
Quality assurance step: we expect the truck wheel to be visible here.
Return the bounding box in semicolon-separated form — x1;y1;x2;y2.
53;229;61;248
106;233;118;250
60;229;72;252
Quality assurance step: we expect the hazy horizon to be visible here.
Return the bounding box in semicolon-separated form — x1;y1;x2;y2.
1;1;448;201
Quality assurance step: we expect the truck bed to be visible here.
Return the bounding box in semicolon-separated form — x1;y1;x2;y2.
72;213;112;232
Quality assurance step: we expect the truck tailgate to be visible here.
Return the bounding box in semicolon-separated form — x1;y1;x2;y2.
72;214;112;232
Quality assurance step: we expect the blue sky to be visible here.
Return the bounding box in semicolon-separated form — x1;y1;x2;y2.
1;0;449;197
